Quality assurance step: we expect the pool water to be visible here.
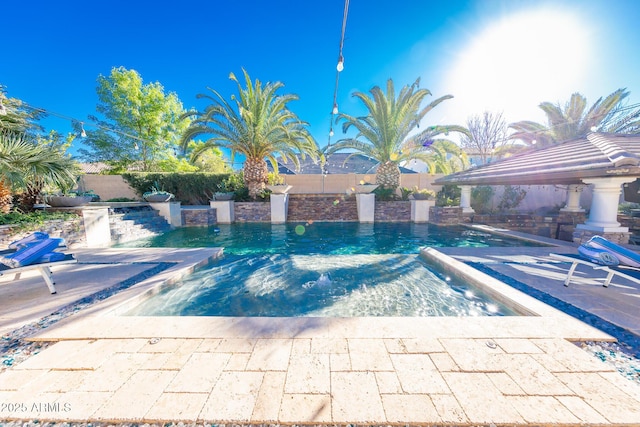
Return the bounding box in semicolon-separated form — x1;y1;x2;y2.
120;222;543;255
125;253;517;317
122;222;533;317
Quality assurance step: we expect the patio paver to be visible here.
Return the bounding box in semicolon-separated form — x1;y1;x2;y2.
2;245;640;425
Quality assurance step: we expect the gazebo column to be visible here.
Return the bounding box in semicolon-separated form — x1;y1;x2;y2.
459;185;475;214
560;184;586;212
576;177;635;232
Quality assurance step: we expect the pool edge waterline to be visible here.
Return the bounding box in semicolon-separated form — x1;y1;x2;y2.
27;247;614;345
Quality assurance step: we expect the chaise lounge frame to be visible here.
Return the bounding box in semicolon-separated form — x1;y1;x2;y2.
0;253;77;294
549;252;640;288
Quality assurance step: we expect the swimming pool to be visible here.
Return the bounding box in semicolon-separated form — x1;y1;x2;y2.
121;222;538;317
120;222;544;255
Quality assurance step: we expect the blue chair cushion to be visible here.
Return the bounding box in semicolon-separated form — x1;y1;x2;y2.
0;238;63;268
578;244;620;266
587;235;640;268
8;232;49;250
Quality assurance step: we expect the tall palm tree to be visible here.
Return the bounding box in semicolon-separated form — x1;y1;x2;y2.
181;70;319;198
0;130;78;212
510;88;640;147
326;78;468;190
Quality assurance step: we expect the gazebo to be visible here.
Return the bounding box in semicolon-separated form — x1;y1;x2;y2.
435;133;640;243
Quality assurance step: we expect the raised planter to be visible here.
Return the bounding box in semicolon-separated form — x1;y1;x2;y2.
411;199;436;222
412;193;435;200
354;184;378;193
144;193;174;203
45;195;93;207
213;192;235;201
267;185;292;194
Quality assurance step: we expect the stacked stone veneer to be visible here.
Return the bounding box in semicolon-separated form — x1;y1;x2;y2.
470;211;587;241
224;196;412;223
426;208;589;242
572;228;630;245
0;217;85;248
288;195;358;222
182;207;216;226
429;207;463;225
375;201;411;221
234;202;271;222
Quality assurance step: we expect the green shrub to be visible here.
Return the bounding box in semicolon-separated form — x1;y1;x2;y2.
105;197;137;202
0;211;79;231
399;187;413;201
497;185;527;212
471;186;495;214
122;172;244;205
374;187;397;201
436;185;461;207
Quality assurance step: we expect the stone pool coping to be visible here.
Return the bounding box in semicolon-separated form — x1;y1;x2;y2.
2;241;640;425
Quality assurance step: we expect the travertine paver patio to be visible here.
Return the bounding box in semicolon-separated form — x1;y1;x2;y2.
2;244;640;425
2;326;640;424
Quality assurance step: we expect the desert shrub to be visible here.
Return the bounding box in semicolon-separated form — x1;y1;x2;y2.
436;184;461;207
374;187;397;201
0;211;78;231
471;186;495;214
399;187;413;200
497;185;527;212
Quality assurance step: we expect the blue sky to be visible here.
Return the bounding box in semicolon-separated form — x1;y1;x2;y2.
3;0;639;163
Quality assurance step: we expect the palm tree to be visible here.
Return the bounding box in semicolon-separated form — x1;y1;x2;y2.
0;130;78;212
326;78;468;190
423;140;468;174
181;70;319;198
0;85;45;136
510;88;640;147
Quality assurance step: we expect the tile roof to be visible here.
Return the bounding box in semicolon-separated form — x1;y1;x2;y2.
436;133;640;186
79;162;111;174
271;153;416;174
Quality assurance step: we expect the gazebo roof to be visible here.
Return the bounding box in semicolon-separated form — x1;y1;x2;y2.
435;133;640;186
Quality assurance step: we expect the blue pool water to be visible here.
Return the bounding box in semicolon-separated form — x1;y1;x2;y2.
120;222;543;255
122;222;534;317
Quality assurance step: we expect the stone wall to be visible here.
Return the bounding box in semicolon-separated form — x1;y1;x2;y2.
227;196;411;223
572;229;630;245
181;207;216;226
234;202;271;222
375;201;411;222
470;211;587;240
429;207;462;225
288;195;358;222
78;173;444;202
0;217;86;249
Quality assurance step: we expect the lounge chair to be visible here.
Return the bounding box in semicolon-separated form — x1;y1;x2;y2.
0;234;77;294
550;236;640;288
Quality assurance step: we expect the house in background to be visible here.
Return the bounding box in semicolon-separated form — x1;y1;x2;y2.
269;153;416;175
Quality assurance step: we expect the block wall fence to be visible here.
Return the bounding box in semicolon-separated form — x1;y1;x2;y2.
78;173;592;213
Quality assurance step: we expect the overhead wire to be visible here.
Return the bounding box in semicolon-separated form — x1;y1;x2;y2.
327;0;350;148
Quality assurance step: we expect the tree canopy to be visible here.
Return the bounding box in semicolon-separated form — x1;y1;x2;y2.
78;67;190;172
182;69;318;197
510;88;640;147
460;111;510;165
327;78;468;189
0;85;45;136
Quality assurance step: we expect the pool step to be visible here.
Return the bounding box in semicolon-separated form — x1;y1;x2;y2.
108;205;172;244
